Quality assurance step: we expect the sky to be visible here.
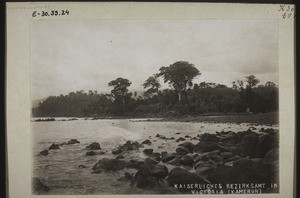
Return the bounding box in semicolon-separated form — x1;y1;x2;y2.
30;19;278;101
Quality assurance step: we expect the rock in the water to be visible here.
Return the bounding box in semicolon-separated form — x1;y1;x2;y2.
175;137;186;142
67;139;80;145
142;139;151;144
194;141;220;153
49;143;60;150
86;142;101;150
39;150;49;156
200;133;219;142
168;168;209;192
180;154;194;166
144;157;159;166
176;146;190;155
261;148;279;184
143;149;153;155
78;165;87;168
85;151;96;156
112;141;139;155
32;177;50;194
178;142;195;153
92;158;126;173
150;152;162;161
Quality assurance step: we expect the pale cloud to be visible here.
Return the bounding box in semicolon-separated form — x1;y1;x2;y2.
30;19;278;100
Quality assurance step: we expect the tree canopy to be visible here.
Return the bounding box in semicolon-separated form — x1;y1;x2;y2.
157;61;200;102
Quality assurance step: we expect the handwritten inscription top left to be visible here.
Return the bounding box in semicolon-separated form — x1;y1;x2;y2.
32;9;70;18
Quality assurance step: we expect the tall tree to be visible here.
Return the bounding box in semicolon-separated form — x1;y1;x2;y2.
108;77;132;105
157;61;200;102
245;75;259;89
142;75;161;98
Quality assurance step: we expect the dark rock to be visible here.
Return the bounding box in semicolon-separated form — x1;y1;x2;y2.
144;157;159;166
220;132;241;146
112;141;139;155
78;165;87;168
67;139;80;145
116;155;124;159
169;137;175;140
200;133;219;142
167;157;181;166
175;137;186;142
151;152;161;161
143;149;153;155
200;150;220;160
220;152;233;159
162;154;177;163
234;158;253;167
161;151;168;158
142;139;151;144
136;176;159;189
39;150;49;156
208;166;266;185
178;142;195;153
224;155;242;163
194;141;226;153
237;132;259;157
168;168;209;192
175;132;181;135
32;177;50;194
185;135;191;138
180;154;194;166
49;143;60;150
156;134;161;137
86;142;101;150
85;151;96;156
127;159;145;169
175;146;190;155
118;172;134;182
134;163;168;189
256;134;278;158
195;163;217;179
92;158;126;173
261;148;279;184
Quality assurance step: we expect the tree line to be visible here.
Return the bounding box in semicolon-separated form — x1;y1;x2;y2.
32;61;278;117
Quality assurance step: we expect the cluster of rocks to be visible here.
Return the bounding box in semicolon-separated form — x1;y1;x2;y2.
35;127;279;194
91;127;279;194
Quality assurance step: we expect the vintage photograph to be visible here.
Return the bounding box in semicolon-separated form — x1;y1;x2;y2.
29;19;280;195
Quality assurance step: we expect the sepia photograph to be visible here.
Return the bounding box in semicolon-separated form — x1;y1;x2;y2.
6;2;295;197
30;19;279;195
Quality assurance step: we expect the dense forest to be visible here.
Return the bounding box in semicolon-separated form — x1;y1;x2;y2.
32;61;278;117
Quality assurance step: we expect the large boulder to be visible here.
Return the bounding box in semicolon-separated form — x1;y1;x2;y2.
162;154;177;163
86;142;101;150
49;143;60;150
133;163;169;189
92;158;126;173
176;146;190;155
143;149;153;155
237;132;259;157
168;168;209;192
195;163;217;179
256;134;278;158
67;139;80;145
112;141;139;155
32;177;50;194
180;154;194;166
178;142;195;153
261;148;279;184
199;133;219;142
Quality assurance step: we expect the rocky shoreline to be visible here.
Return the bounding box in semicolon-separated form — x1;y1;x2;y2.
33;127;279;194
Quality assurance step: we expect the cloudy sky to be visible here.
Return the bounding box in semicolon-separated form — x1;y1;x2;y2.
30;19;278;100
